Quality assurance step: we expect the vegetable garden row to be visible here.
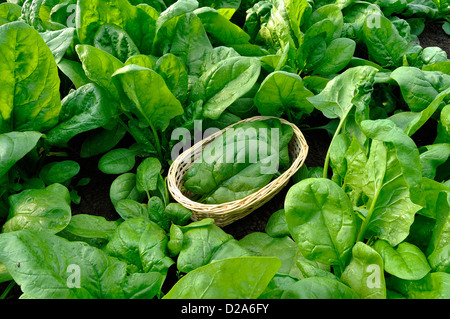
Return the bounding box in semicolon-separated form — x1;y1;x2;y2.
0;0;449;299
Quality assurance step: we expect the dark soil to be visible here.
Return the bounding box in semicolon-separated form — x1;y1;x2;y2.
418;23;450;55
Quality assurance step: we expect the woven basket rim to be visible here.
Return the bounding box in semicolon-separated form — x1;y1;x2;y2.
167;116;309;214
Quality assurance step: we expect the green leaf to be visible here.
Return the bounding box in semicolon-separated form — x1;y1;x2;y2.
388;87;450;137
177;223;233;273
0;21;61;133
80;125;128;158
420;144;450;180
0;3;21;26
341;242;386;299
57;58;92;90
374;240;431;280
191;56;261;120
136;157;162;193
285;178;357;269
93;24;140;63
46;83;120;147
254;71;314;117
194;7;250;45
388;272;450;299
62;214;120;242
164;203;192;226
155;53;189;104
167;12;213;76
76;0;157;54
362;15;409;68
357;140;421;245
390;67;450;112
427;192;450;272
98;148;136;175
361;119;422;194
76;44;125;99
39;160;80;185
115;199;148;220
0;131;42;179
40;27;76;64
307;66;378;177
110;173;146;207
112;64;184;132
265;209;290;238
282;277;359;299
106;217;173;274
311;38;356;76
164;257;281;299
3;184;71;234
239;232;302;278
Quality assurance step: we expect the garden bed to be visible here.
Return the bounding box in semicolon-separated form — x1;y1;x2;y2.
0;0;449;300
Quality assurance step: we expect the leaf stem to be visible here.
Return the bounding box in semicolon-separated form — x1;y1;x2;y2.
323;118;346;179
0;281;15;299
356;185;381;242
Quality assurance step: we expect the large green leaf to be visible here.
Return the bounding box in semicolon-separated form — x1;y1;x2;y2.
76;45;124;99
357;139;422;246
3;184;71;234
0;21;61;133
362;15;409;68
112;64;184;132
254;71;314;117
373;240;431;280
341;242;386;299
76;0;157;54
46;83;120;147
191;56;261;119
390;67;450;112
164;256;281;298
281;277;359;299
285;178;357;269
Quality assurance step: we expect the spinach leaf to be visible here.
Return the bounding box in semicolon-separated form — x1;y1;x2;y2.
281;277;359;299
3;184;71;234
46;83;120;147
0;131;42;179
76;0;157;54
0;21;61;133
254;71;314;118
341;242;386;299
307;66;378;178
373;239;431;280
362;15;410;68
177;223;233;272
98;148;136;175
164;256;281;298
191;56;261;120
112;64;184;159
285;178;357;271
39;160;80;185
93;24;140;63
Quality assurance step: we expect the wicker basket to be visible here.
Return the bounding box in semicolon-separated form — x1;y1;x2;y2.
167;116;309;227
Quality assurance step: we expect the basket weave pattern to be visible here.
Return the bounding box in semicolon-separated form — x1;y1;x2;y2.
167;116;309;227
